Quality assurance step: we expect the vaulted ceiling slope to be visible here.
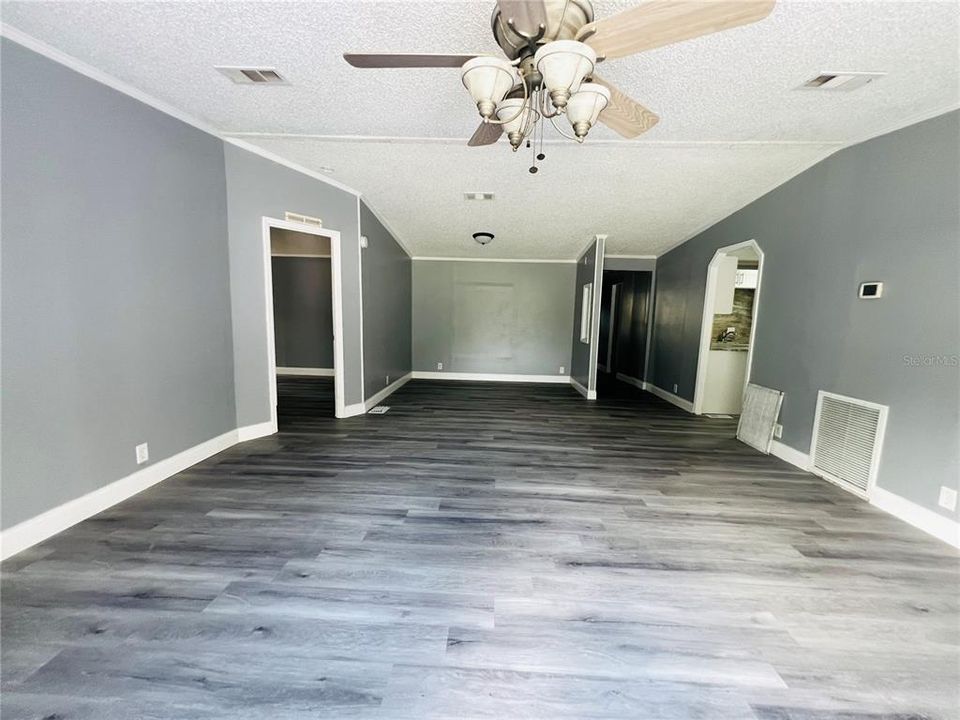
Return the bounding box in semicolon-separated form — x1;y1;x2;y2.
4;1;958;259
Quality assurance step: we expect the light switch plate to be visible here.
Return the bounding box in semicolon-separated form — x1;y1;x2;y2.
938;486;958;511
774;424;783;439
135;443;149;465
673;384;678;393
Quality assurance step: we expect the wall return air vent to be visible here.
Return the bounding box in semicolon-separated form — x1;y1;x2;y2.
810;391;888;497
215;66;288;85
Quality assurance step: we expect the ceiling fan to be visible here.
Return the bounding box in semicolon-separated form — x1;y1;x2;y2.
345;0;774;171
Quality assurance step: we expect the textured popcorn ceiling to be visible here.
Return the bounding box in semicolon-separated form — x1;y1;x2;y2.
4;0;958;258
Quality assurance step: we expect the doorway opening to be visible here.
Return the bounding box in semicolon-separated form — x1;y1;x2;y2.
693;240;763;416
596;269;654;398
261;217;345;427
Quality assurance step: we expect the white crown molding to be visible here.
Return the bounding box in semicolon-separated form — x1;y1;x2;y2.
359;198;413;258
605;254;658;259
652;146;842;258
1;23;220;136
852;101;960;147
412;256;577;264
223;131;849;148
0;24;364;199
225;137;361;196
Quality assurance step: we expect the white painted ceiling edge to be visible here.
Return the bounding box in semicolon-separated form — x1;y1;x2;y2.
2;22;957;261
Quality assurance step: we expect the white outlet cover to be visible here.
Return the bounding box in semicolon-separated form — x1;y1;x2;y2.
673;384;679;393
559;366;565;374
437;362;443;370
774;423;783;439
135;442;149;465
938;486;958;511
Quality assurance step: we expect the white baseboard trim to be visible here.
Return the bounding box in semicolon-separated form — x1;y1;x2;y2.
769;440;811;470
0;429;239;561
276;367;334;377
769;441;958;549
615;372;645;390
644;383;695;413
237;420;277;442
870;486;960;549
364;372;412;411
340;402;366;418
570;377;596;400
410;371;571;384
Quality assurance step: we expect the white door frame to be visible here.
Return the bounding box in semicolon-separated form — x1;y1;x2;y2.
261;217;346;424
692;238;764;415
603;282;620;373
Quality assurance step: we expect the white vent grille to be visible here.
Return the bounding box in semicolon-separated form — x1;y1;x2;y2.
798;72;884;92
284;212;323;227
215;66;288;85
810;391;888;496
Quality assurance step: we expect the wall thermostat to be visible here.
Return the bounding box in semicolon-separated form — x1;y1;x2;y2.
859;281;883;299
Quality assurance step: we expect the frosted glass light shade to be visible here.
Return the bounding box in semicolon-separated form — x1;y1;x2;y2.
534;40;596;108
460;57;517;118
566;83;610;139
496;98;538;135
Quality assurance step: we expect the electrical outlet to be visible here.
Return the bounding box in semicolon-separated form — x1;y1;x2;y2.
774;424;783;439
437;362;443;370
135;443;149;465
673;384;678;394
938;486;958;512
386;375;390;386
559;366;565;374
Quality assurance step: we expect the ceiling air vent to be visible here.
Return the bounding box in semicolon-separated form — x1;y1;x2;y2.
799;72;884;92
464;192;495;201
810;391;888;497
215;66;289;85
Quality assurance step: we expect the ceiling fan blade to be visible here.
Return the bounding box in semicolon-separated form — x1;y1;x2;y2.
343;53;479;68
589;75;659;139
577;0;775;60
467;122;503;147
497;0;548;36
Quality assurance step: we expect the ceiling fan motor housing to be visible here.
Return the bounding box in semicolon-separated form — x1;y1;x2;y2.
491;0;595;60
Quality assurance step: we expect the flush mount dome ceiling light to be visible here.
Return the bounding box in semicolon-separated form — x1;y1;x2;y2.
472;231;495;245
345;0;776;172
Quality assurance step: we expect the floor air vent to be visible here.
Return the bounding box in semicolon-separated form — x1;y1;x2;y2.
810;391;888;496
368;406;390;415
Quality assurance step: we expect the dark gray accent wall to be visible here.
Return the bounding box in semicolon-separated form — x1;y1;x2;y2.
1;39;235;530
570;240;603;391
599;271;653;382
412;261;574;376
360;202;411;397
271;257;334;369
224;144;364;424
650;111;960;519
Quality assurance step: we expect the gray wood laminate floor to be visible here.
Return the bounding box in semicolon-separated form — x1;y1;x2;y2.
2;377;958;719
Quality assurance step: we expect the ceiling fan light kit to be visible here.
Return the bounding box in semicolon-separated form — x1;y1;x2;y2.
346;0;776;166
460;56;518;119
534;40;596;110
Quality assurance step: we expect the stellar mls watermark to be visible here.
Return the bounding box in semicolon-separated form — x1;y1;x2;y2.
902;353;959;368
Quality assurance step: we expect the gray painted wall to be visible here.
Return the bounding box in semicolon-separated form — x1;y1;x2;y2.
224;145;364;424
650;111;960;519
361;202;412;397
271;257;334;369
413;261;574;376
1;40;235;529
570;240;602;390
